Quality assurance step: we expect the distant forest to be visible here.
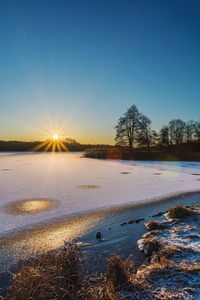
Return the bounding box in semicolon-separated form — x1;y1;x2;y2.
114;105;200;149
85;105;200;161
0;139;109;152
1;104;200;161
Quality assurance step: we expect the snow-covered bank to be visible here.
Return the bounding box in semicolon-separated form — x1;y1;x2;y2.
0;152;200;234
136;204;200;299
6;204;200;300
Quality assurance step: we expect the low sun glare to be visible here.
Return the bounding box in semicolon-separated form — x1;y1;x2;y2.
52;134;59;140
31;132;68;152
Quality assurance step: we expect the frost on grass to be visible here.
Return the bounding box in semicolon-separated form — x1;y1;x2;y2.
7;204;200;300
166;204;195;220
137;204;200;299
144;220;168;231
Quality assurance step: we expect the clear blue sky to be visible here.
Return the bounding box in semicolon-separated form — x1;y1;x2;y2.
0;0;199;143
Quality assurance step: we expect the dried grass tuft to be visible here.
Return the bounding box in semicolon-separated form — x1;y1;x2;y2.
145;220;167;231
6;245;83;300
167;204;194;219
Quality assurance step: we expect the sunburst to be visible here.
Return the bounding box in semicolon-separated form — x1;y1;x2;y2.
30;132;68;152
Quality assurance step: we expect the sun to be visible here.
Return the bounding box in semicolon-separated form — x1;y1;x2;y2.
52;134;59;140
31;129;68;152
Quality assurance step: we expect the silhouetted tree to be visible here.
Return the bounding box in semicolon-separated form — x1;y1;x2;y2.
114;117;128;147
137;114;152;151
115;105;141;148
159;126;169;147
168;119;186;145
151;130;159;146
115;105;156;150
185;120;195;142
194;121;200;142
64;138;78;144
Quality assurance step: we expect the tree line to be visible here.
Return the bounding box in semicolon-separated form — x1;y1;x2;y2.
115;105;200;150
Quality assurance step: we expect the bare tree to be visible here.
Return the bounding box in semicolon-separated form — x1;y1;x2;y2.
168;119;186;145
137;114;152;151
115;117;129;147
115;106;200;151
185;120;195;142
64;138;78;144
159;126;169;147
194;121;200;142
151;130;159;146
115;105;140;148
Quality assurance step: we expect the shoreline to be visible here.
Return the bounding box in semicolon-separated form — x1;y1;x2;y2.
1;189;200;238
1;192;200;273
1;152;200;234
4;200;200;299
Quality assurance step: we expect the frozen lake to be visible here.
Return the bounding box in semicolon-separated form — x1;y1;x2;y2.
0;152;200;234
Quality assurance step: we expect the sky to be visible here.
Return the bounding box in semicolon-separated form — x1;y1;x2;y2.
0;0;199;144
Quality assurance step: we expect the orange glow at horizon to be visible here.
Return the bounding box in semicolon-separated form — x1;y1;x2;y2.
30;138;68;152
30;128;68;152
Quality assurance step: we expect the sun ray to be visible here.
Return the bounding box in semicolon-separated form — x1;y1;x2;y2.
30;140;50;152
59;140;68;151
56;142;62;152
52;141;56;152
29;123;70;152
44;141;53;152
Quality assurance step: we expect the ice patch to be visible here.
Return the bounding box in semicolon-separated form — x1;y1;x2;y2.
3;199;56;215
78;185;99;189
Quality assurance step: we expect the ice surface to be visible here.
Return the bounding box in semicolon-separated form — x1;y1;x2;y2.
0;152;200;234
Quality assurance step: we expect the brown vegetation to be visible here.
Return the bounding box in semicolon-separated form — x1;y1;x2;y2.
142;237;162;257
145;220;167;231
6;243;199;300
7;245;82;300
6;249;139;300
6;204;200;299
167;204;194;219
